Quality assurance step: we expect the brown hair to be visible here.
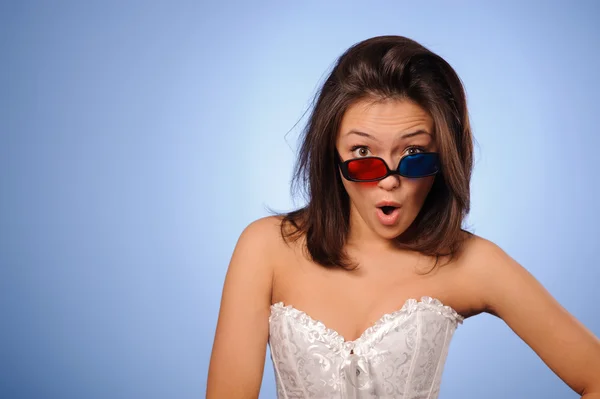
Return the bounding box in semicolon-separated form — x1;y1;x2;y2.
268;35;474;271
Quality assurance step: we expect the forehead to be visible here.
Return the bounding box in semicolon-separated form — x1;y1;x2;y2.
338;98;434;141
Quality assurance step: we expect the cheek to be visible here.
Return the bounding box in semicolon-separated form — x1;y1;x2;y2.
405;177;436;203
341;180;378;201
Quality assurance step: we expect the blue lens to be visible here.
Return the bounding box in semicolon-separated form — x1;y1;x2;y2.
399;153;439;177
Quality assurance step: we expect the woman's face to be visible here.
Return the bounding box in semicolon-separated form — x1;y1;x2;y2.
335;97;438;246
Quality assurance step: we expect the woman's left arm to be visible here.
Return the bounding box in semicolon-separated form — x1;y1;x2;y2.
466;236;600;397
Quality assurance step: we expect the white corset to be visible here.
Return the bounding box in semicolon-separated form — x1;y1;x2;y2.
268;296;464;399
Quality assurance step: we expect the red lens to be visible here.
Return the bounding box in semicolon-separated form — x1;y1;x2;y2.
347;158;387;180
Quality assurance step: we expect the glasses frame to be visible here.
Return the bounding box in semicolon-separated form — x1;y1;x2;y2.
337;152;440;182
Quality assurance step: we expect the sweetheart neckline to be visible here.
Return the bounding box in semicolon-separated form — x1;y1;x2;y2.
269;296;464;347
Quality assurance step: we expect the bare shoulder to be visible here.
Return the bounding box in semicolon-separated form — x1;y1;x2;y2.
458;232;507;274
454;232;521;315
235;215;286;267
240;214;284;242
240;214;285;246
456;233;600;395
206;215;285;398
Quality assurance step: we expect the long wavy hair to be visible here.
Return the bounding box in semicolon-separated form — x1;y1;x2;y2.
268;35;474;271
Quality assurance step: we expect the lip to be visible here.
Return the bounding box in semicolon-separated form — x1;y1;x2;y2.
375;200;402;208
376;206;401;225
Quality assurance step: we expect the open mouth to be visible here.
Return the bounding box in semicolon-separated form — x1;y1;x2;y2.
379;205;398;215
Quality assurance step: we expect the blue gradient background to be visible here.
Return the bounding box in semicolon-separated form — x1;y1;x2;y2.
1;1;599;398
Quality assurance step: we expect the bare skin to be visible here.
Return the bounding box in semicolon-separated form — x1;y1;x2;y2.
270;98;481;334
207;98;600;398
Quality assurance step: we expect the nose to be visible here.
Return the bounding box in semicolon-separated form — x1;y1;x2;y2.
378;158;401;190
378;173;400;190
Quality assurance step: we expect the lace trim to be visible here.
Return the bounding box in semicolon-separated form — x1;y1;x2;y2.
270;296;463;353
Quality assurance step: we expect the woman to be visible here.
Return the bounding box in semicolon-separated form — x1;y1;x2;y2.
206;35;600;398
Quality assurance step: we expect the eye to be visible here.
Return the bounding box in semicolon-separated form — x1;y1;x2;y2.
406;145;426;156
350;145;372;157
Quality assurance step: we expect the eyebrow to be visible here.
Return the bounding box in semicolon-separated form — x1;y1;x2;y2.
346;129;431;142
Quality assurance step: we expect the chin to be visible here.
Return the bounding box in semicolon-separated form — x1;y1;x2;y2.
374;223;407;239
381;232;402;241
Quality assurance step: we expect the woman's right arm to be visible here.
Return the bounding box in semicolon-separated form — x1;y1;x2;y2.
206;216;278;398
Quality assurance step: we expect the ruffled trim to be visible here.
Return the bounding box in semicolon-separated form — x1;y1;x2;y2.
270;302;346;350
270;296;463;353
